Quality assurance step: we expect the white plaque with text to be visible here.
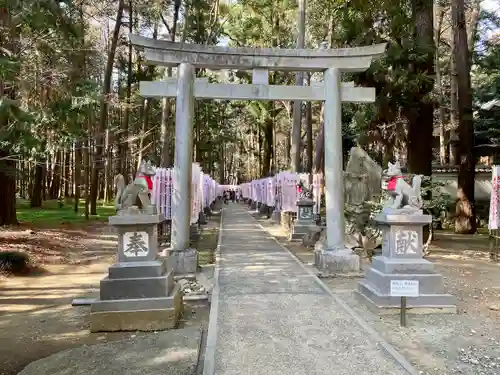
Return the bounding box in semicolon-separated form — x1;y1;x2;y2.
390;280;419;297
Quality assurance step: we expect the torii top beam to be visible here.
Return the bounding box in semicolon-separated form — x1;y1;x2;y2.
130;34;386;72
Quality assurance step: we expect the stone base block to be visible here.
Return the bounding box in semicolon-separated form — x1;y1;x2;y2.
270;210;281;223
108;260;166;279
371;256;437;275
357;254;456;313
290;222;315;241
90;284;183;332
100;271;174;300
314;249;361;276
167;248;198;275
302;226;323;247
357;281;456;314
190;224;200;242
281;211;293;231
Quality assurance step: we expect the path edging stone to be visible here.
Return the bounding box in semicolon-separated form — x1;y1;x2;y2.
201;208;224;375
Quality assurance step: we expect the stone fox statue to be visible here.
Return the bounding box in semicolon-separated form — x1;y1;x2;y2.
114;160;156;212
383;161;423;211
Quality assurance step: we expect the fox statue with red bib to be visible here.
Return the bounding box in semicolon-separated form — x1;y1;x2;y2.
382;161;423;214
114;160;156;215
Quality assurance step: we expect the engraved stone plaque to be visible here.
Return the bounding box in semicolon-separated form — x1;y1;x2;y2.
122;231;150;257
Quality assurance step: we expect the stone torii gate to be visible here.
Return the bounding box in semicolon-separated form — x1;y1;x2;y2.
130;34;386;274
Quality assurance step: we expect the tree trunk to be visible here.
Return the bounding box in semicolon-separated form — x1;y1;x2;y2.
64;149;70;197
306;74;313;181
290;0;305;172
0;151;18;225
407;0;434;176
119;0;133;180
435;7;447;165
262;117;273;177
30;160;44;208
452;0;476;234
0;6;18;225
90;0;124;215
160;0;182;167
74;141;81;213
219;143;225;184
314;104;325;174
84;104;92;220
49;150;62;199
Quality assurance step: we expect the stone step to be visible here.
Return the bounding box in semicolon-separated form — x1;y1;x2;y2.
108;260;167;279
90;284;183;332
99;271;174;301
371;256;437;275
91;284;182;313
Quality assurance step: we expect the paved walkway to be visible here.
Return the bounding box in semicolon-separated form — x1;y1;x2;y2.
204;204;415;375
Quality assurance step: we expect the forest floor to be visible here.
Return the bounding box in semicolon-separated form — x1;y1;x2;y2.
258;217;500;375
0;201;218;375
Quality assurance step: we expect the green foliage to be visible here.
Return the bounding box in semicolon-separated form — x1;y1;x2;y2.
16;199;115;226
473;11;500;150
306;0;435;156
420;177;454;219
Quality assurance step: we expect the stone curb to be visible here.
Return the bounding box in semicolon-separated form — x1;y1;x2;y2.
201;208;224;375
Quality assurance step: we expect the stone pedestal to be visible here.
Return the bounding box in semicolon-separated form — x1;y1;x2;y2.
198;210;207;225
290;199;316;241
90;213;183;332
271;208;281;223
357;211;456;313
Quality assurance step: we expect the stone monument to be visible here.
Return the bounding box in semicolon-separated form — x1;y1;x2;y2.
271;193;281;223
343;147;383;252
357;161;456;313
90;164;183;332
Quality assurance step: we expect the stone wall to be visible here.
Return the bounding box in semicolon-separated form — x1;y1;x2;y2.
433;171;492;200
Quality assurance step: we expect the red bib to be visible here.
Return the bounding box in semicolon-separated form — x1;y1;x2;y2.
387;176;402;191
139;176;153;190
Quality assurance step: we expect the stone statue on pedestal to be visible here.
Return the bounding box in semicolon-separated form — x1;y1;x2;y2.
382;161;423;215
114;160;156;215
357;159;456;313
90;160;181;332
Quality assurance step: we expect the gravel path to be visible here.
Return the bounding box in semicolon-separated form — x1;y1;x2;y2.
206;204;414;375
256;217;500;375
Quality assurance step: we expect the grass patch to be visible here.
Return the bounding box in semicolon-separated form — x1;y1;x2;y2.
16;199;115;226
195;217;221;266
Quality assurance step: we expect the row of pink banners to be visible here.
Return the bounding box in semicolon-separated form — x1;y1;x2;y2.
239;172;322;213
152;164;219;224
